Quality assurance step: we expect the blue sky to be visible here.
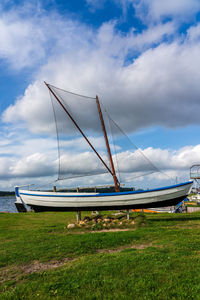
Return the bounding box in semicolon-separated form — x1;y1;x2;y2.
1;0;200;190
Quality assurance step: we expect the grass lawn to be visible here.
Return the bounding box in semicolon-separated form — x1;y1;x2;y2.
1;211;200;299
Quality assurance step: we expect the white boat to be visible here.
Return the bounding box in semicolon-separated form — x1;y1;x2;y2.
15;82;193;212
15;181;192;212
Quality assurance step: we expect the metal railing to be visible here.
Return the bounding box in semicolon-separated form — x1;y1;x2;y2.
190;165;200;179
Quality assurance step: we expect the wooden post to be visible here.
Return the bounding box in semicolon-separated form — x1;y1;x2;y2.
126;209;130;220
76;211;81;222
53;186;56;192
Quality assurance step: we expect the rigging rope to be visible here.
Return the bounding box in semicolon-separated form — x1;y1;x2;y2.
49;83;96;100
105;106;122;184
120;171;160;182
49;91;60;181
57;170;109;181
48;83;174;185
103;106;174;182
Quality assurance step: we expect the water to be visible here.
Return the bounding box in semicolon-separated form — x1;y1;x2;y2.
0;196;18;213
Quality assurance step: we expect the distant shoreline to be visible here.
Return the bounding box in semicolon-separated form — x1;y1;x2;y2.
0;193;15;197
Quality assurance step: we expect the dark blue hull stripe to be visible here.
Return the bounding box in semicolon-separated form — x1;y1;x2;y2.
19;181;192;198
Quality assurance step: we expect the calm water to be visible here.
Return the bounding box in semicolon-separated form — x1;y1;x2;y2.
0;196;18;213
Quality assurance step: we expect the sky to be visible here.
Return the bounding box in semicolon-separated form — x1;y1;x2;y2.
1;0;200;190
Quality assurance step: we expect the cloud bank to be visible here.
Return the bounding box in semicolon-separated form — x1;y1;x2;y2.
3;10;200;133
0;132;198;189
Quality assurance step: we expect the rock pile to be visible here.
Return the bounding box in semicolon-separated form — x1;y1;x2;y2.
66;213;144;231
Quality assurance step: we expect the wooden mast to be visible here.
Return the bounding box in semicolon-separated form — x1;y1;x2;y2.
44;81;114;178
96;96;120;192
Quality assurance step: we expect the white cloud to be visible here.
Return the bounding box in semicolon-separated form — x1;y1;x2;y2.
3;82;55;133
86;0;200;24
1;15;179;133
0;6;92;70
86;0;107;12
133;0;200;23
0;133;197;189
9;153;56;177
113;145;199;187
186;23;200;42
3;21;200;133
86;0;131;20
118;145;200;173
0;11;46;69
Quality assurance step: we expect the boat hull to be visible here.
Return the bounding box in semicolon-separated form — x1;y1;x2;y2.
15;181;193;212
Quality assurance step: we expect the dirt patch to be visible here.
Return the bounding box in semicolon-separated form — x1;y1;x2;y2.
173;224;200;229
20;258;73;274
0;241;161;282
0;239;13;244
91;228;134;233
66;228;136;234
97;242;161;254
0;266;20;283
0;257;76;283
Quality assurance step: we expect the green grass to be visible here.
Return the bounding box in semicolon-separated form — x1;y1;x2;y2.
1;211;200;299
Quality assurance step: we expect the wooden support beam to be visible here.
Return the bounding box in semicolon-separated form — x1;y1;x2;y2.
76;211;81;222
126;209;130;220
